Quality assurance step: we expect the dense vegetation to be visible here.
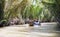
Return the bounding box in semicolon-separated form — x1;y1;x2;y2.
0;0;60;23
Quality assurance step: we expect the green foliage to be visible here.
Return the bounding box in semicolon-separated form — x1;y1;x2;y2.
1;0;60;22
43;0;55;3
21;0;56;22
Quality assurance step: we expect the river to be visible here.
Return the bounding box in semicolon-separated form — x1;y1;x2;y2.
0;23;60;37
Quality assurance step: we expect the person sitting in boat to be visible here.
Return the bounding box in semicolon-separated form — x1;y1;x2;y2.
33;19;40;27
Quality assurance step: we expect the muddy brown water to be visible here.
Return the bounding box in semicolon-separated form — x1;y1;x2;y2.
0;23;60;37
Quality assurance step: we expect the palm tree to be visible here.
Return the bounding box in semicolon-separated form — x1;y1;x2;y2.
4;0;30;24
